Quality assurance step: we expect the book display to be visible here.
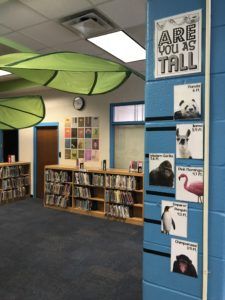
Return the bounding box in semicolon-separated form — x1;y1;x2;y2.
0;162;31;204
44;165;144;225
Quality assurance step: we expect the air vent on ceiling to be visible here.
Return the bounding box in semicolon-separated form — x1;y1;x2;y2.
61;10;114;39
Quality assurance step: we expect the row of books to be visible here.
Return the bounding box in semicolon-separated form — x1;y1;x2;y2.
0;165;28;179
74;172;91;185
92;174;104;187
45;183;71;196
45;170;71;183
105;204;131;219
105;190;134;205
74;187;91;199
75;199;92;210
0;187;27;202
74;172;104;187
45;194;71;208
105;175;137;190
2;176;29;190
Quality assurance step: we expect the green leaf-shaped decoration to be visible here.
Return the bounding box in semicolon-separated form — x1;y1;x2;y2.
0;95;45;129
0;52;139;95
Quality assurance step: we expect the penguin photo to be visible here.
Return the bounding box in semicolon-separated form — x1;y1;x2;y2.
161;206;176;234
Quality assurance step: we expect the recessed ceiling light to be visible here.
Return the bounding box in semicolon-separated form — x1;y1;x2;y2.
88;31;146;63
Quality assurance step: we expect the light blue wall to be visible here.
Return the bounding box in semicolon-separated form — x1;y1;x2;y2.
144;0;225;299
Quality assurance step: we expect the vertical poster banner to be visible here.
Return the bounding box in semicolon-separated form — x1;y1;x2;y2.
171;239;198;278
174;83;201;120
176;123;204;159
149;153;175;187
161;201;188;237
176;166;204;203
155;10;202;78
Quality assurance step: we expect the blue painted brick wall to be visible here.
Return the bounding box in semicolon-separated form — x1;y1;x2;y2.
144;0;225;299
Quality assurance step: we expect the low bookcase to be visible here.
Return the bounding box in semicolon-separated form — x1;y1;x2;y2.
0;162;31;204
44;165;143;226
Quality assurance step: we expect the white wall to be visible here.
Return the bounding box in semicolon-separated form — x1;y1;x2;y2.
9;74;144;193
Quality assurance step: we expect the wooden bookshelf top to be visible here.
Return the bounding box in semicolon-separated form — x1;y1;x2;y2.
0;162;30;167
45;165;143;177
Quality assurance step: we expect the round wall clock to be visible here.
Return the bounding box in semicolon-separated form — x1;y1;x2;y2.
73;97;85;110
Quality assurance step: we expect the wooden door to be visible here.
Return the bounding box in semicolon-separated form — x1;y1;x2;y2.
36;126;58;198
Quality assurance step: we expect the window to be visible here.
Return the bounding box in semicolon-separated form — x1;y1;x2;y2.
113;103;145;122
110;102;145;168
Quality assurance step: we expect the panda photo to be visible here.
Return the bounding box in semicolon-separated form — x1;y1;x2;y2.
174;83;202;120
174;98;200;120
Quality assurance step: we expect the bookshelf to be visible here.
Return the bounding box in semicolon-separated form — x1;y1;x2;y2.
44;165;144;226
0;162;31;204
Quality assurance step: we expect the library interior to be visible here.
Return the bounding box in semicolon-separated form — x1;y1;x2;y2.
0;1;224;300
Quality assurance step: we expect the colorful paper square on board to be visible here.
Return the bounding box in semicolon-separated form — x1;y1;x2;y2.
71;149;78;160
78;128;84;138
78;150;84;159
71;128;77;138
78;117;84;127
65;128;71;138
92;128;99;139
65;149;71;159
85;139;92;149
85;117;92;127
78;139;84;149
92;139;99;150
72;117;78;127
85;150;92;161
71;139;77;149
85;128;92;138
64;118;71;127
65;139;71;149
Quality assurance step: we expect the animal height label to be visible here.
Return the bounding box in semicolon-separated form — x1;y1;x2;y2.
155;9;202;78
176;166;204;203
171;238;198;278
161;200;188;237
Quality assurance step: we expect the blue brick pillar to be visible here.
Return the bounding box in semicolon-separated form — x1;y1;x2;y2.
143;0;225;299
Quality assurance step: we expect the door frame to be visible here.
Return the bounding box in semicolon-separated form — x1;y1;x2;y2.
33;122;59;197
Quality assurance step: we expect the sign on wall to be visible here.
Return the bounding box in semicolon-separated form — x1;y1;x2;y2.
161;201;188;238
174;83;201;120
171;238;198;278
155;9;202;78
176;166;204;203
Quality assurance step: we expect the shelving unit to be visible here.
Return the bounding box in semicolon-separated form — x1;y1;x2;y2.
0;162;31;204
44;165;143;225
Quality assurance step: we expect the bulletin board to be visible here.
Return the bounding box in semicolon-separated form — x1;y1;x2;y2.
64;116;99;161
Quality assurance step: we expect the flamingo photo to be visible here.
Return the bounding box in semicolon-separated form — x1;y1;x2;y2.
178;173;204;203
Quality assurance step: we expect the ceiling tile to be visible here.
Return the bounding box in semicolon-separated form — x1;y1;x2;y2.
4;32;46;51
54;40;105;55
125;24;146;48
98;0;146;28
0;24;12;35
20;21;80;47
20;0;91;19
127;60;146;72
0;1;47;30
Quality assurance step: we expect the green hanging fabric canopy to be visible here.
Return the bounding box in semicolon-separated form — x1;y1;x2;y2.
0;95;45;129
0;52;140;95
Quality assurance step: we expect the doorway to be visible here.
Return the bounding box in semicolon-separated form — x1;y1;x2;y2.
34;123;59;198
2;130;18;162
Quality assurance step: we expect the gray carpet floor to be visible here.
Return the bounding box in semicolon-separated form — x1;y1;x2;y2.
0;198;143;300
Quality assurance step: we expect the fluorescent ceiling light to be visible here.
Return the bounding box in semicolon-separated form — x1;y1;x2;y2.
0;70;11;76
88;31;146;63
